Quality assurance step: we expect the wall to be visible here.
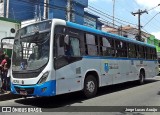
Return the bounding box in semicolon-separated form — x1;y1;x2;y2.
49;0;66;20
7;0;87;25
8;0;44;21
0;17;20;48
49;0;85;25
84;12;103;29
147;35;160;53
0;1;4;17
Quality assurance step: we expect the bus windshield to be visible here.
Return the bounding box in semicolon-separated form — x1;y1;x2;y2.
12;21;51;71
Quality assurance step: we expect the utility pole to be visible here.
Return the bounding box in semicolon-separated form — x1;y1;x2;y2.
43;0;48;19
39;2;41;21
67;0;72;21
112;0;115;27
131;9;148;41
6;0;9;18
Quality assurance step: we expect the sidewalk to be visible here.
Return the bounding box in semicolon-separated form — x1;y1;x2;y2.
0;91;21;101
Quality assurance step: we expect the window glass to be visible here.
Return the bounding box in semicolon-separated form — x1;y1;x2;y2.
150;48;157;60
70;37;80;56
101;37;115;56
86;34;96;45
146;48;151;59
57;34;65;57
138;46;145;59
115;40;127;57
57;34;81;57
102;37;111;47
128;43;136;58
85;33;97;56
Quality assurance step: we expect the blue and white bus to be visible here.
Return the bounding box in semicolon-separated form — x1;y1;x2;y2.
11;19;159;98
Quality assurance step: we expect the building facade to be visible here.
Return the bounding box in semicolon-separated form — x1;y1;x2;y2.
147;35;160;53
0;17;20;56
1;0;87;24
0;17;20;40
0;0;103;29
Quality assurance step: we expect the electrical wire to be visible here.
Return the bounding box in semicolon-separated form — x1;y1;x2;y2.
143;12;160;27
6;0;159;38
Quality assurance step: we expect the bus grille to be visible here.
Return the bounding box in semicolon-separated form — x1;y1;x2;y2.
12;72;40;78
14;87;34;95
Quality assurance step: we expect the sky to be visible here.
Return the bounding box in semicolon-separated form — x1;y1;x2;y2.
88;0;160;40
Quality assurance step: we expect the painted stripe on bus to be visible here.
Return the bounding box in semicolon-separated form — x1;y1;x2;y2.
83;56;157;62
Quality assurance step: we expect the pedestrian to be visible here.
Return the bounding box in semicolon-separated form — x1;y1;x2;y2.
0;54;10;93
6;56;11;91
0;52;6;93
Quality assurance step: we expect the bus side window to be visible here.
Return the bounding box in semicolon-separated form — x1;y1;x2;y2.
128;43;136;58
85;33;98;56
64;35;72;56
56;34;65;57
101;37;115;57
146;47;151;59
70;37;80;56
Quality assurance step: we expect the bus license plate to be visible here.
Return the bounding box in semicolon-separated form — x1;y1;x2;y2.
20;91;27;95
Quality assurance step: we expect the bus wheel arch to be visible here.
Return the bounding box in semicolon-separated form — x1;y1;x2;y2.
139;68;145;84
83;71;99;98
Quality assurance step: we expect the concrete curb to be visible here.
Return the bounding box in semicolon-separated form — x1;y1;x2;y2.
0;93;21;101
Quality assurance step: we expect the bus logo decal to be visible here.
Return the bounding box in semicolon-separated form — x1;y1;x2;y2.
104;62;109;73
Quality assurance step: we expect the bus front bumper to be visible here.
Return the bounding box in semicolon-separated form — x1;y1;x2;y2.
11;80;56;97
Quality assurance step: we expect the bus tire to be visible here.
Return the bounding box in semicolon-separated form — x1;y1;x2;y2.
83;75;98;98
139;70;145;84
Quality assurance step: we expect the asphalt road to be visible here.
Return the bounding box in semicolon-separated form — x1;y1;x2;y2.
1;76;160;115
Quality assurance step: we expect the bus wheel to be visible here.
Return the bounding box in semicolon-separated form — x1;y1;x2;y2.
83;75;97;98
139;71;145;84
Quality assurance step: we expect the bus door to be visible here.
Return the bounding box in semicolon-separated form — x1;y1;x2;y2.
55;34;82;95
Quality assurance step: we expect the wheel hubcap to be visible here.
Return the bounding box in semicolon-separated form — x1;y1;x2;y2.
86;81;95;93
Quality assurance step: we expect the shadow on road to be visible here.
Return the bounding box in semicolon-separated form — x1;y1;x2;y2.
15;78;159;109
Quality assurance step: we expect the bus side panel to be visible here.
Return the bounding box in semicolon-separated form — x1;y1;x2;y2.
81;58;101;87
145;61;158;78
100;59;114;86
55;60;83;95
130;60;139;81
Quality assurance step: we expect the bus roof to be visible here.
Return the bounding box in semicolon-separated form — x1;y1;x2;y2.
66;21;155;48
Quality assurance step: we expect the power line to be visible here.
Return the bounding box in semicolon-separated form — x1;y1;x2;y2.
7;0;152;38
125;0;160;33
147;4;160;12
88;5;137;26
12;0;137;27
143;12;160;27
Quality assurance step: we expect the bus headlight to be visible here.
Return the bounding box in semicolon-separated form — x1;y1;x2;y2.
38;71;49;84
